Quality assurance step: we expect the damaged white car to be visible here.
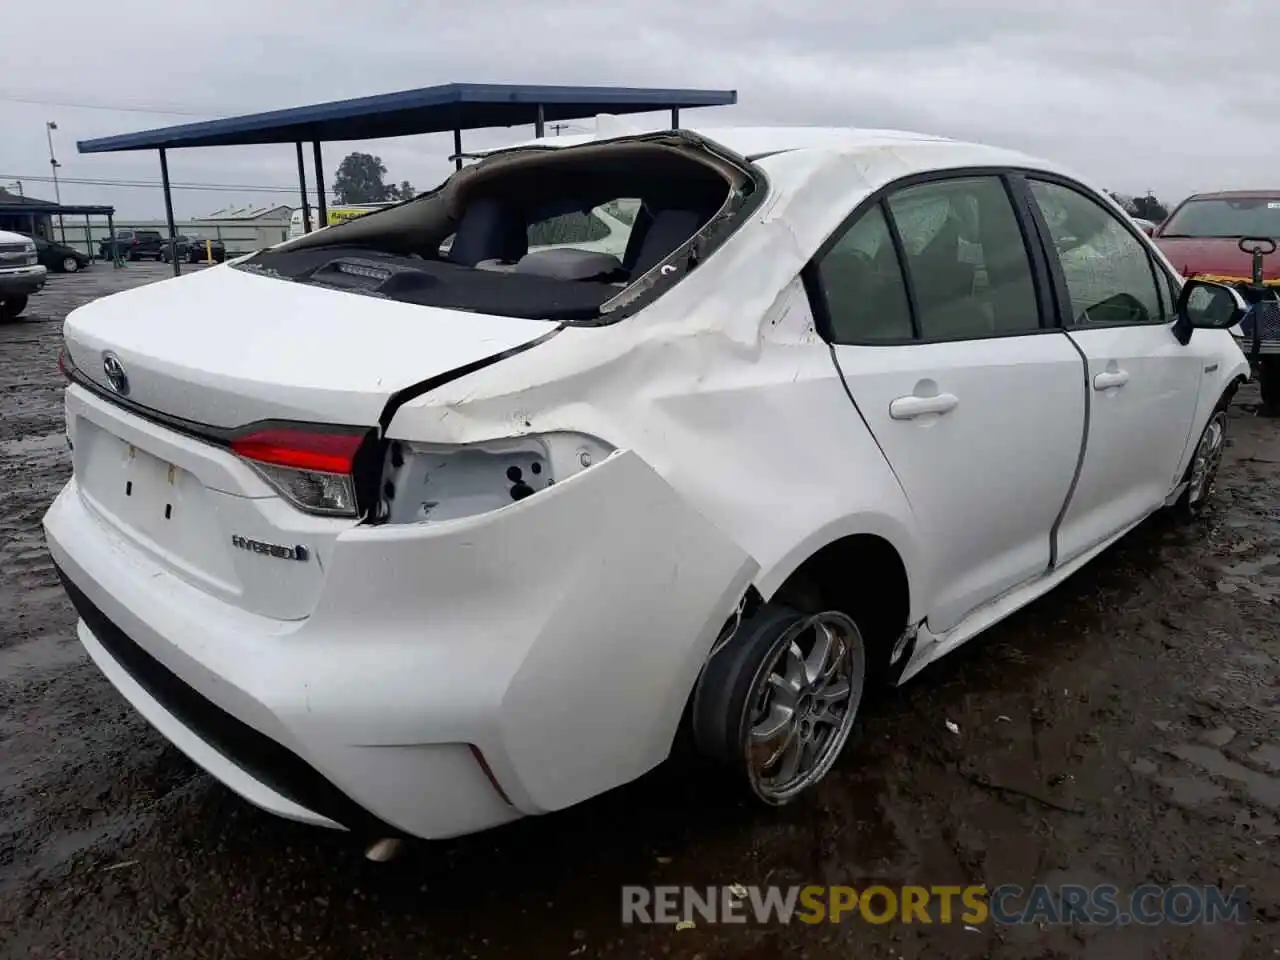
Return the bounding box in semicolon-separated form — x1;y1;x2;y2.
45;126;1249;844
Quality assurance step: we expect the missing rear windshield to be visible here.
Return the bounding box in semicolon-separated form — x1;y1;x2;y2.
237;137;761;324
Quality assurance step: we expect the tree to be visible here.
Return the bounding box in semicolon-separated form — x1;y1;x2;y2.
386;179;416;202
1131;193;1169;222
332;152;413;204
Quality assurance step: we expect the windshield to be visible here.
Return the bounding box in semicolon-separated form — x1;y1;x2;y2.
1161;198;1280;238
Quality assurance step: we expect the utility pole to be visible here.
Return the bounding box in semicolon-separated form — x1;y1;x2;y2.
550;122;568;136
46;120;66;243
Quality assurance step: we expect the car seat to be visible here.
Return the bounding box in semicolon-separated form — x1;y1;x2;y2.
448;197;528;267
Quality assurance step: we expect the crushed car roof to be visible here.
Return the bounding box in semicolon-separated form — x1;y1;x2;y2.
476;123;1054;171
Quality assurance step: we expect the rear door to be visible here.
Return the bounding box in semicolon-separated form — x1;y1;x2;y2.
816;173;1087;633
1024;177;1203;565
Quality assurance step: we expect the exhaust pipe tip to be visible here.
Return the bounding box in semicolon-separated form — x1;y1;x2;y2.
364;838;405;862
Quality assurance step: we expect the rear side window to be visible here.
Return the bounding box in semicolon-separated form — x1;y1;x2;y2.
527;199;640;258
816;204;914;343
1028;180;1164;326
887;177;1041;340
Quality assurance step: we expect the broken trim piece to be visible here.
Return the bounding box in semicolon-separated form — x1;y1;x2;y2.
374;325;564;433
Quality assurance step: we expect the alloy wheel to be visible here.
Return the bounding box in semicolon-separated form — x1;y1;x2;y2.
744;611;864;804
1187;410;1227;505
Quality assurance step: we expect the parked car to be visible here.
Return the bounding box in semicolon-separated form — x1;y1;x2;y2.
1150;190;1280;405
0;229;47;321
25;234;90;273
1131;216;1157;236
159;234;227;264
46;127;1248;850
99;229;164;261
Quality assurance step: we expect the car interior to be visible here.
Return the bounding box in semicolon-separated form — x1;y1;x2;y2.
243;142;745;322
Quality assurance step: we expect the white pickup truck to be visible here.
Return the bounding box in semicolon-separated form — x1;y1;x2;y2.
0;228;48;321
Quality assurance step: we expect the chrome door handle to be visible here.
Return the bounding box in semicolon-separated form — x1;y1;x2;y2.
1093;369;1130;390
889;393;959;420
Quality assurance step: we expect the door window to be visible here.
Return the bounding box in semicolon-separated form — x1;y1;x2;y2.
887;177;1042;340
1028;180;1165;326
816;203;914;343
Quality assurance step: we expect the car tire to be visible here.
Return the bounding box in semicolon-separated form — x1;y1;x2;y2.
692;602;866;805
61;256;80;273
128;251;138;262
1174;400;1230;516
0;296;29;322
1260;358;1279;410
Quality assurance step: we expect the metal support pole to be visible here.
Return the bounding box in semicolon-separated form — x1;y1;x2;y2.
671;107;680;129
453;128;463;172
535;104;545;138
85;214;93;263
46;122;66;244
107;212;120;268
312;141;328;229
295;142;312;233
159;148;180;277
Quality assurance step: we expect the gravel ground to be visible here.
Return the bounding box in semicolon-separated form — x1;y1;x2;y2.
0;264;1277;959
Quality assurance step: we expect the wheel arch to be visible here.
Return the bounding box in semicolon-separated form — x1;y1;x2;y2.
1170;352;1250;491
754;521;917;676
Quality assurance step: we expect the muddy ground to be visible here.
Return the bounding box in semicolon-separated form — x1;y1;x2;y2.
0;264;1277;959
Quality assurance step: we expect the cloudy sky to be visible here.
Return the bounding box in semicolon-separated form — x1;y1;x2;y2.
1;0;1270;220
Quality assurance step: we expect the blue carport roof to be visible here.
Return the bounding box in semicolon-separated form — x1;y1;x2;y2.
76;83;738;153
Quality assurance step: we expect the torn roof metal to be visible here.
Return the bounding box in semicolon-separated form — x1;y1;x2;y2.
481;125;960;159
75;84;738;154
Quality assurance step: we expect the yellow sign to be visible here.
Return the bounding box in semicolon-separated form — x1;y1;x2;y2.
326;208;374;226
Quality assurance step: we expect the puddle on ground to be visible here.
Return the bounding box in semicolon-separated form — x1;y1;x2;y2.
1249;744;1280;773
1164;743;1280;810
0;433;65;457
1201;726;1238;747
1156;775;1228;807
1220;554;1280;578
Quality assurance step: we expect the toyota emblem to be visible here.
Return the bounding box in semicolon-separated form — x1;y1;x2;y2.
102;352;129;396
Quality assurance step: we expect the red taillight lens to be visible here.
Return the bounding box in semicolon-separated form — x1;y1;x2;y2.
230;428;363;474
230;427;369;518
57;347;73;381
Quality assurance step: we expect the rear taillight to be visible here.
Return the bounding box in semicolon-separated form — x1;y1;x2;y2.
230;427;370;518
57;347;73;381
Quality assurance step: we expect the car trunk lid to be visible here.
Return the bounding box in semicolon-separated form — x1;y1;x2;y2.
62;262;559;429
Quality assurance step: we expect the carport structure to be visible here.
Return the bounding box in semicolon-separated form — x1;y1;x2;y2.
0;199;117;263
76;82;738;277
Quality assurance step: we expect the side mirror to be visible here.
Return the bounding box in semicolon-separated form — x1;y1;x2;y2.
1139;222;1155;237
1173;279;1248;345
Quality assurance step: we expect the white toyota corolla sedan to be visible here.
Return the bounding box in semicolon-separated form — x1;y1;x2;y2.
44;126;1249;845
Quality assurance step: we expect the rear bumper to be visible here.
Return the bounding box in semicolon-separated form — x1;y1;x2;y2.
44;448;753;839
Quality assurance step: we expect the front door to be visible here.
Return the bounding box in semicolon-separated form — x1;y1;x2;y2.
1024;178;1203;565
814;174;1087;633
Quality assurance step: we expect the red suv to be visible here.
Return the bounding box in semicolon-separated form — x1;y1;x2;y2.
1151;191;1280;406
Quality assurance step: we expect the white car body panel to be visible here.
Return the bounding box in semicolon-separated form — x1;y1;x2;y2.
61;264;556;428
44;125;1251;840
831;334;1085;633
1054;325;1204;565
